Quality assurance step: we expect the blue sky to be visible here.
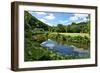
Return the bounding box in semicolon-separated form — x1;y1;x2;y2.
28;11;89;26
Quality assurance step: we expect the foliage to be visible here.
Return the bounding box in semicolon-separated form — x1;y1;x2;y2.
24;11;90;61
66;22;90;33
56;24;67;32
24;11;49;31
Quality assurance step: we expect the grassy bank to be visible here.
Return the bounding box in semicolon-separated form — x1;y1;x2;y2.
24;31;90;61
51;32;89;37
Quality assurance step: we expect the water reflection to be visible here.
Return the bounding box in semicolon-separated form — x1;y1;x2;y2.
40;39;90;58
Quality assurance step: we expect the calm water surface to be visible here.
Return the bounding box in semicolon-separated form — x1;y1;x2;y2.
40;39;90;58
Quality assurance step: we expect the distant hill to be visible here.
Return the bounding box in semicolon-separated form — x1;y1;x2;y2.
24;11;49;31
24;11;90;33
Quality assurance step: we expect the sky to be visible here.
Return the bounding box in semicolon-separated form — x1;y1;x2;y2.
28;11;89;26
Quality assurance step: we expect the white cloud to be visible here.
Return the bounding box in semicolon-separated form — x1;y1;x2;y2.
39;18;47;23
74;14;88;18
35;12;46;15
82;17;87;22
69;16;78;21
44;14;55;20
59;20;68;23
46;23;51;25
69;14;88;23
76;17;87;23
39;18;52;26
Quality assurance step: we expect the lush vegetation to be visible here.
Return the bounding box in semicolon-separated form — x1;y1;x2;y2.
24;11;90;61
49;22;90;33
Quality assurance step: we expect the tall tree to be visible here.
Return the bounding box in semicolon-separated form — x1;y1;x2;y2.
56;24;66;32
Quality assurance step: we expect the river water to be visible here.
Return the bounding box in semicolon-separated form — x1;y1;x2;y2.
40;39;90;58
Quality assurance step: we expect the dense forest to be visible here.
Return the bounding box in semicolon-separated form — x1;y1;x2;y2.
24;11;90;61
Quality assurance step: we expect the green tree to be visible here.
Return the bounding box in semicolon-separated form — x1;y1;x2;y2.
56;24;66;32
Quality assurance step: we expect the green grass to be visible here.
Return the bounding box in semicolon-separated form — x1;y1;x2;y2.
51;32;89;37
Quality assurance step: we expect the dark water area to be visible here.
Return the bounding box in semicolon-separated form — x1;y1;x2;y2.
40;39;90;58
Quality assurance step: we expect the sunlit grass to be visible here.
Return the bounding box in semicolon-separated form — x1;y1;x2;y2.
51;32;89;37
